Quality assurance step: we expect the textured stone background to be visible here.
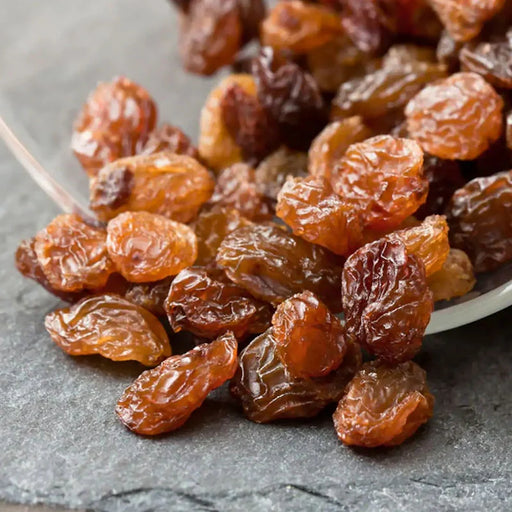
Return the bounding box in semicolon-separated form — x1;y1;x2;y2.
1;2;512;511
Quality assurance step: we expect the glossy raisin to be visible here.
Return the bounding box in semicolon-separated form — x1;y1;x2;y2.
45;294;171;366
342;239;433;363
141;123;199;159
116;332;238;435
125;277;174;317
106;211;197;282
72;77;157;176
333;361;434;447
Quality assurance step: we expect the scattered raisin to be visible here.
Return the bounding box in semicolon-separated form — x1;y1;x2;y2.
141;123;199;159
125;277;174;317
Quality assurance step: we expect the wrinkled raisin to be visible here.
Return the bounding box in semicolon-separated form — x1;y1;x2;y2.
125;277;174;317
141;123;199;159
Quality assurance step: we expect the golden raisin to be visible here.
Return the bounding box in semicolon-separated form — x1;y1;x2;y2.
124;277;174;317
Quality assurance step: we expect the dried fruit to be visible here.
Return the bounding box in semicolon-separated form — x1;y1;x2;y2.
72;77;157;176
216;223;343;311
116;332;238;435
272;291;347;378
308;117;372;182
208;163;273;221
45;294;171;366
237;0;267;44
405;72;503;160
125;277;174;317
332;135;428;231
445;171;512;272
427;248;476;302
141;123;199;159
34;214;114;293
230;328;361;423
333;361;434;447
165;267;272;339
106;211;197;282
276;175;363;256
90;151;214;223
342;239;433;363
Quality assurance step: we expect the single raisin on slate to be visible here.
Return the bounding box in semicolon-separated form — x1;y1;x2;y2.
141;123;199;159
45;294;171;366
333;360;434;447
230;327;361;423
125;277;174;317
342;239;433;363
445;171;512;273
332;135;428;231
216;223;343;311
90;151;214;223
34;214;114;293
272;291;347;379
106;211;197;283
72;77;157;176
405;72;504;160
165;266;272;340
116;332;238;435
276;175;363;256
427;248;476;302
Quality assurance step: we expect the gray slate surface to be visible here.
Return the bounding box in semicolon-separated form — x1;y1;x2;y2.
1;2;512;511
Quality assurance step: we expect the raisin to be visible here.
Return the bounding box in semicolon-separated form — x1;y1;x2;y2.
45;294;171;366
308;117;372;182
333;361;434;447
141;123;199;159
34;214;114;293
165;267;272;340
125;277;174;317
427;248;476;302
360;216;421;246
428;0;506;42
230;327;361;423
332;135;428;231
276;175;363;256
394;0;442;40
342;239;433;363
261;1;342;54
436;30;463;72
179;0;242;75
445;171;512;272
252;47;327;150
199;74;256;172
192;206;251;267
72;77;157;176
220;84;280;163
116;332;238;435
406;73;504;161
216;223;343;311
106;211;197;282
272;291;347;379
90;151;214;223
237;0;267;44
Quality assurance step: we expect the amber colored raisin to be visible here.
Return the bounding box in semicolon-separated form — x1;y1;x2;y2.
385;215;450;276
107;211;197;282
342;239;433;363
360;216;421;246
116;332;238;435
445;171;512;272
209;163;273;221
394;0;442;40
427;248;476;302
332;135;427;231
72;77;157;177
199;74;256;172
165;266;272;340
90;151;214;223
333;361;434;447
436;30;463;72
276;176;363;256
125;277;174;317
220;84;280;163
261;1;342;54
428;0;505;42
252;47;327;150
216;223;343;311
230;327;361;423
272;291;347;379
406;73;504;161
45;294;171;366
33;214;114;293
179;0;242;76
141;123;199;159
308;117;372;182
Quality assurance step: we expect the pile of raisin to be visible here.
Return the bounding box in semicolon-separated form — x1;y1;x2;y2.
16;0;512;447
